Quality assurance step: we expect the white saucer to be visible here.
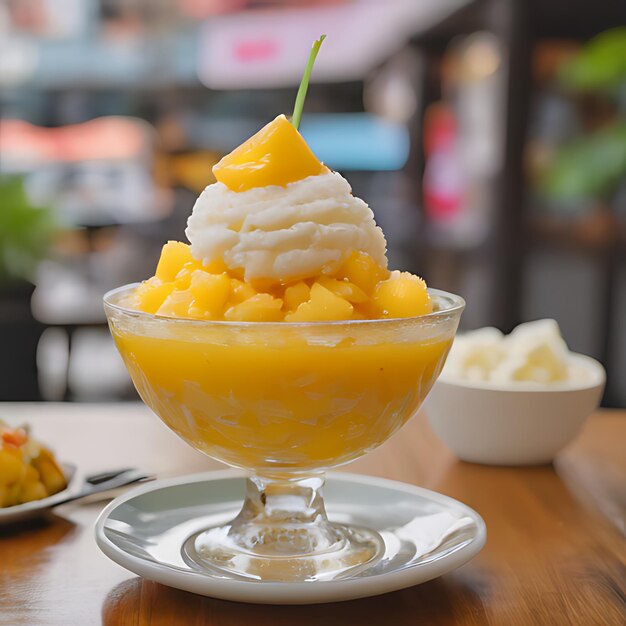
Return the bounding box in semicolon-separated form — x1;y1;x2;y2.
95;470;486;604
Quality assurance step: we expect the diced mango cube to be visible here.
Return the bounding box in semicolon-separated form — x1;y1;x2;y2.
0;447;25;485
224;294;284;322
156;289;194;318
155;241;195;282
202;257;229;274
213;114;328;192
230;279;257;304
351;299;378;320
248;277;279;294
285;283;353;322
23;463;40;484
350;310;366;320
283;282;311;311
317;276;368;303
336;251;389;294
373;271;432;318
18;481;47;504
30;449;66;495
174;261;203;290
4;483;21;507
189;271;231;318
135;277;175;314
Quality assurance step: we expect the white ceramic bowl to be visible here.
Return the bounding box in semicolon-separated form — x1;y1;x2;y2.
425;353;605;465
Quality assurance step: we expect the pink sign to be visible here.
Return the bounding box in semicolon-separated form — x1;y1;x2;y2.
196;1;453;89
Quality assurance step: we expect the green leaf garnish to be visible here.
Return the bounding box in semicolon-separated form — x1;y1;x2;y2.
291;35;326;130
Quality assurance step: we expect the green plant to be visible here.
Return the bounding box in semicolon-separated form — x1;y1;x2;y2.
539;28;626;202
540;123;626;200
0;176;55;284
559;27;626;94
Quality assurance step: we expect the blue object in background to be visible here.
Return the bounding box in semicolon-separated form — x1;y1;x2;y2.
300;114;409;171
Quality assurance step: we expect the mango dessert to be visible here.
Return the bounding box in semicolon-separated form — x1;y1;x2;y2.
104;36;463;582
110;109;453;471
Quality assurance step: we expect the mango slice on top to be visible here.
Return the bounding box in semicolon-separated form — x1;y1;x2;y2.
213;114;328;192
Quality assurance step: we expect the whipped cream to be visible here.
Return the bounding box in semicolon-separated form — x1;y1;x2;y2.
185;172;387;283
442;319;588;384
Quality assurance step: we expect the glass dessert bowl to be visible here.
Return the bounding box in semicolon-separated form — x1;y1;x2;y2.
104;285;464;582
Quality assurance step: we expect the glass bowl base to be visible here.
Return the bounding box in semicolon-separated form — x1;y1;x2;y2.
183;522;384;582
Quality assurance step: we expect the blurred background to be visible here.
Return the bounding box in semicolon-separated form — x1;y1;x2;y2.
0;0;624;406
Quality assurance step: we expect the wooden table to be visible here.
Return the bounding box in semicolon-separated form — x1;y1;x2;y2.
1;404;624;626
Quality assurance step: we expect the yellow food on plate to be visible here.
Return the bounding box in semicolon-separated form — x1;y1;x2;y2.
0;421;67;507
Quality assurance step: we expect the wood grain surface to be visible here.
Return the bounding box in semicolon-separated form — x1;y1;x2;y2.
0;403;624;626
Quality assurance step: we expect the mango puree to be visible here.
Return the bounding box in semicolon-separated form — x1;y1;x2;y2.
112;325;451;471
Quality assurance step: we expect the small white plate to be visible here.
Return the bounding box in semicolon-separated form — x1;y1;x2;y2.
0;463;77;526
95;470;486;604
